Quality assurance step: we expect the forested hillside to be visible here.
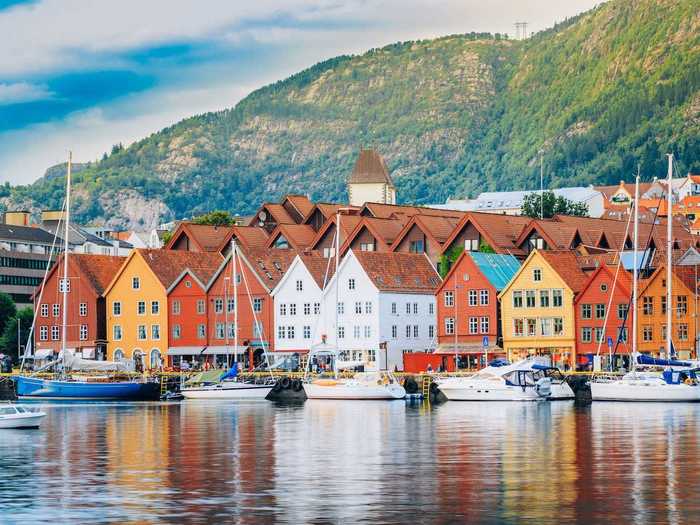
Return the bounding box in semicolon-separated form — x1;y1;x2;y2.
4;0;699;229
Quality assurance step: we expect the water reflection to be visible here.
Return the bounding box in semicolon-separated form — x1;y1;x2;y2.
3;400;700;523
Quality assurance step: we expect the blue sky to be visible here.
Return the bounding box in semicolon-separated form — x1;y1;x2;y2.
0;0;600;185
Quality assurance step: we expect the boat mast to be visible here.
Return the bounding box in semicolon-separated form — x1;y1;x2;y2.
232;239;238;367
632;174;639;373
666;154;674;360
334;211;340;379
61;152;72;368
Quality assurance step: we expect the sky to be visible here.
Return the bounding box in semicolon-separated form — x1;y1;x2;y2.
0;0;601;185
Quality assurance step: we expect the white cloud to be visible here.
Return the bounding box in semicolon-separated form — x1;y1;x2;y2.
0;81;52;104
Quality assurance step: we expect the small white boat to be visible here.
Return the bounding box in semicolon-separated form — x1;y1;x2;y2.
436;360;553;401
181;379;274;399
303;372;406;400
0;403;46;428
590;370;700;402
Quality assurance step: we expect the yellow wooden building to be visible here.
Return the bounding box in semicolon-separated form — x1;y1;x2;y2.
498;250;589;370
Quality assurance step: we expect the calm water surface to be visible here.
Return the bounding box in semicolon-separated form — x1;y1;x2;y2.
2;400;700;524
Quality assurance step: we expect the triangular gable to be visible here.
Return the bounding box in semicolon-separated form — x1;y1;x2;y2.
390;216;442;253
497;250;574;300
339;219;388;256
165;223;204;251
166;267;209;294
103;249;140;297
440;214;512;256
514;220;560;250
205;248;270;293
574;264;631;305
320;250;379;298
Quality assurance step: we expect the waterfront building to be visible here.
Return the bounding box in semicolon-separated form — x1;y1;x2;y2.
574;263;633;369
499;250;589;369
248;202;299;234
390;214;462;269
339;216;408;255
318;250;440;371
435;252;520;368
347;149;397;207
34;253;124;361
637;265;698;360
265;224;317;251
308;213;363;258
270;253;333;356
104;249;222;367
166;222;235;253
303;203;358;232
42;210;132;256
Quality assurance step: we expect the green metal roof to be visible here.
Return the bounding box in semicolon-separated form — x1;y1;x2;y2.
467;252;521;291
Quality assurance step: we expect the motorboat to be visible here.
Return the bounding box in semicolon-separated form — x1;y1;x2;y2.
436;359;553;401
303;371;406;400
591;368;700;402
181;366;275;400
531;363;575;400
0;403;46;429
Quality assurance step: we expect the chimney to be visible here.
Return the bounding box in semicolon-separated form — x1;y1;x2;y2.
3;211;30;226
42;210;67;224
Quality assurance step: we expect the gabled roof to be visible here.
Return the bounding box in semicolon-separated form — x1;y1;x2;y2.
441;212;531;256
165;222;234;252
340;217;408;254
437;251;520;294
575;263;632;304
221;225;269;252
538;250;590;294
266;224;317;251
514;219;579;250
282;195;314;219
360;202;464;220
272;252;336;296
38;253;125;299
235;246;298;291
391;215;461;251
309;214;363;251
348;149;394;186
251;203;297;226
140;249;223;289
352;251;441;293
639;264;699;296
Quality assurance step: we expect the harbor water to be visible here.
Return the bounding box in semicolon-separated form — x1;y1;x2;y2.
2;400;700;524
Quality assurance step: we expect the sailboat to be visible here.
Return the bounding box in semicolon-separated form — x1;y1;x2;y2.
15;153;159;400
181;240;274;399
302;211;406;400
590;156;700;402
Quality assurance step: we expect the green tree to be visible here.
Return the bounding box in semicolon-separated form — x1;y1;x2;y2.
192;210;235;227
1;307;33;364
520;191;588;219
0;292;17;336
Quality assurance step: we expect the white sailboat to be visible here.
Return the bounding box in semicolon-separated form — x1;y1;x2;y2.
591;156;700;402
303;211;406;400
181;240;274;400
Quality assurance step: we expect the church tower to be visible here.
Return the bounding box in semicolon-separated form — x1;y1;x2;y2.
347;149;397;207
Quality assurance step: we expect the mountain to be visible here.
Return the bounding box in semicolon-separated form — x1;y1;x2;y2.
4;0;699;230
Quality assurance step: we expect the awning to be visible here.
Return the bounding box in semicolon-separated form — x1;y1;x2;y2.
167;346;206;356
202;345;248;355
435;344;504;355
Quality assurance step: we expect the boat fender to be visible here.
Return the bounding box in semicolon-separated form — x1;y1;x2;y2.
292;379;303;392
429;382;439;394
272;380;283;393
280;376;292;389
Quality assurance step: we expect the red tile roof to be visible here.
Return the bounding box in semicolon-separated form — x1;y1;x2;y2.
341;217;409;254
70;254;126;295
348;149;394;185
227;225;268;251
538;250;590;294
361;202;464;220
165;222;235;252
138;249;223;289
239;247;298;290
352;251;441;293
299;252;336;289
266;224;317;251
283;195;314;219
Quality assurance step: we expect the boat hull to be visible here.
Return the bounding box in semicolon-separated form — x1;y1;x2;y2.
439;384;545;401
181;384;272;399
15;376;160;401
550;382;576;400
0;412;46;429
303;383;406;400
591;381;700;402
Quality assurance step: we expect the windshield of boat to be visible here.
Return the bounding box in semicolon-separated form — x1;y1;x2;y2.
0;407;17;415
503;370;545;387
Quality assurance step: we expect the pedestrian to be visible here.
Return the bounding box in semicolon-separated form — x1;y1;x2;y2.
427;363;433;373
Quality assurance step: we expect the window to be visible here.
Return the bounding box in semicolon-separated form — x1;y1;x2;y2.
51;326;60;340
540;290;550;308
643;325;653;342
137;301;146;315
581;304;592;319
391;302;397;314
552;289;563;307
337;326;345;339
296;279;303;292
365;326;372;338
678;324;689;341
287;326;295;339
595;304;606;319
429;303;434;315
533;268;542;282
151;325;160;340
314;302;320;315
337;302;345;315
348;278;355;290
360;242;375;252
304;303;311;315
413;303;418;315
197;324;206;339
172;300;181;315
392;325;398;338
480;290;489;306
151;301;159;315
215;298;224;314
79;325;88;340
581;327;592;343
526;291;536;308
137;325;147;340
445;318;454;335
409;239;424;253
39;326;48;341
643;296;654;315
406;303;411;314
132;277;140;290
59;278;70;293
527;319;536;336
444;291;454;307
366;302;373;314
227;299;235;313
469;317;478;334
114;349;124;361
215;322;225;339
540;318;552;336
303;326;311;339
52;304;60;317
617;326;628;343
661;296;667;315
595;327;604;343
480;316;489;334
323;247;335;258
513;319;524;336
677;295;688;316
464;238;479;251
196;299;206;314
600;283;608;292
413;325;418;338
469;290;477;306
279;303;287;316
553;318;563;336
353;325;361;339
253;298;263;312
662;325;667;341
185;280;192;288
173;324;181;339
79;303;87;317
40;304;48;317
228;323;235;339
428;325;435;338
277;325;285;339
406;325;412;338
617;303;628;320
355;302;362;314
290;303;297;316
113;325;122;341
513;291;523;308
